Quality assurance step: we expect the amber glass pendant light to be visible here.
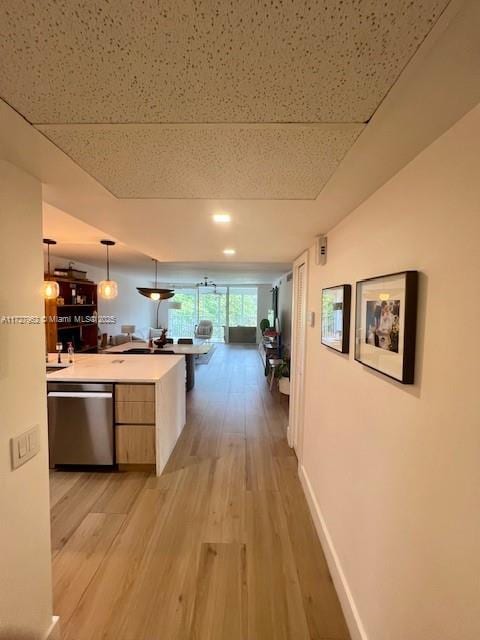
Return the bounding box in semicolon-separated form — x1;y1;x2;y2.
43;238;60;300
98;240;118;300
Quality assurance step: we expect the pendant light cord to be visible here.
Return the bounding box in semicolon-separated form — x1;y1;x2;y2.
154;260;160;328
106;244;110;280
47;243;51;277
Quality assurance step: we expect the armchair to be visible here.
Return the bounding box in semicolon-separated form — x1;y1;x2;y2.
194;320;213;341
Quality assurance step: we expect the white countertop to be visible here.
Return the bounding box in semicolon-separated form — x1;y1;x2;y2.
46;353;184;383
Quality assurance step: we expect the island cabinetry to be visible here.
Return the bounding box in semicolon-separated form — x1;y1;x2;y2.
115;383;156;465
116;425;155;464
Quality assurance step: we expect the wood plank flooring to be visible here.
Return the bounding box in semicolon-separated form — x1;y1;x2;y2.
50;344;350;640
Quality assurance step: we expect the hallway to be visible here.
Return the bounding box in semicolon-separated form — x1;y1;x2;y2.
50;345;349;639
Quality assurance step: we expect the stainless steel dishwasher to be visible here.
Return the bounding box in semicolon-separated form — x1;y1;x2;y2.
47;382;114;466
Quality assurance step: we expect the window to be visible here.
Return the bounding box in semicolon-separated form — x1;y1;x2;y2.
198;287;227;342
229;287;258;327
166;286;259;341
167;289;197;338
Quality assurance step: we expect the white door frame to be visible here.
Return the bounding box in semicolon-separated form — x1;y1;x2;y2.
288;249;309;462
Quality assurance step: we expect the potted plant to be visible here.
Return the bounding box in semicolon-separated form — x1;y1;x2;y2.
277;358;290;395
260;318;270;334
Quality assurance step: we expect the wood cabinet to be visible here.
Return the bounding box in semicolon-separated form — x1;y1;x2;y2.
115;384;155;403
115;401;155;425
115;384;155;424
45;276;98;353
115;384;156;467
115;425;156;464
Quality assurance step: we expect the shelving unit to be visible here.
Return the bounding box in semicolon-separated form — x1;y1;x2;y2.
258;332;282;375
44;277;98;353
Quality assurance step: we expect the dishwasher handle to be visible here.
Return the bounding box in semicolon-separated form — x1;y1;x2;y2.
48;391;113;399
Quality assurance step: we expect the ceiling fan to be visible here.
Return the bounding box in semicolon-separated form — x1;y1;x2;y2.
196;276;216;288
196;276;219;293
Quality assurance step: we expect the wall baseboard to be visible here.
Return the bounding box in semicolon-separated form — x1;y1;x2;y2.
287;424;293;447
44;616;60;640
298;464;368;640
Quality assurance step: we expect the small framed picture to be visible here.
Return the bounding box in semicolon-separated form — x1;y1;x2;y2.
321;285;351;353
355;271;418;384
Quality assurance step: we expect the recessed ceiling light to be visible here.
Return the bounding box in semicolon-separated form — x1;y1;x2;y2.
212;213;231;224
223;248;236;256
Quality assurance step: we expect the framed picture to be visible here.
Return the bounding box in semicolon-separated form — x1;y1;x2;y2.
321;285;351;353
355;271;418;384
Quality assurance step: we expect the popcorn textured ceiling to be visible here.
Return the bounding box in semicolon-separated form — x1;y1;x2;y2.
37;123;363;199
0;0;449;198
0;0;448;124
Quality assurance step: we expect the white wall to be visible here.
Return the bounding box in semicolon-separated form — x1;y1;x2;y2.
256;284;272;343
274;272;293;352
47;256;156;339
0;160;55;638
300;104;480;640
153;285;171;332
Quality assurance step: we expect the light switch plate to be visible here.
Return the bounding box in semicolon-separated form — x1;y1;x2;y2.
11;425;40;470
307;311;315;327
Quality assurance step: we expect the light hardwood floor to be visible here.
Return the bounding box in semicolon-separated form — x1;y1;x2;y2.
50;344;350;640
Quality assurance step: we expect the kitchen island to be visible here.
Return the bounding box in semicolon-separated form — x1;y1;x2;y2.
104;340;212;391
46;353;186;475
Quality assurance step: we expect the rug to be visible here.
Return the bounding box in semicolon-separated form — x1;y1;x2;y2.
196;344;215;364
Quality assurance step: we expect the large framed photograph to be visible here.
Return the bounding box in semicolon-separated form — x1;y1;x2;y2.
355;271;418;384
321;285;351;353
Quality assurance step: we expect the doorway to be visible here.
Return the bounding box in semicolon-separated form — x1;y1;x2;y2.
288;250;309;462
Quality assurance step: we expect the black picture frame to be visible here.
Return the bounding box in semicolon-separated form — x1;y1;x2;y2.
354;271;418;384
321;284;351;354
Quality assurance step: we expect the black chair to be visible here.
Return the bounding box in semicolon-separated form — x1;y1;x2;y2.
153;350;175;354
166;338;174;344
177;338;193;344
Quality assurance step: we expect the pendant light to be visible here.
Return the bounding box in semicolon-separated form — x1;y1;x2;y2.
43;238;60;300
137;259;174;301
98;240;118;300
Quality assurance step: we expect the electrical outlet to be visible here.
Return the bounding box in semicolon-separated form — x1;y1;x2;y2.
10;425;40;470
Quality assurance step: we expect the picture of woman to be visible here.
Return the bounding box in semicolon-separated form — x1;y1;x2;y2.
365;299;400;353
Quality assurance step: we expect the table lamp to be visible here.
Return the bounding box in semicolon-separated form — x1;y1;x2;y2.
121;325;135;340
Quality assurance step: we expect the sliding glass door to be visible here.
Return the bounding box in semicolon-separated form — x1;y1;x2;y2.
228;287;258;327
167;285;258;342
198;287;227;342
167;289;197;339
